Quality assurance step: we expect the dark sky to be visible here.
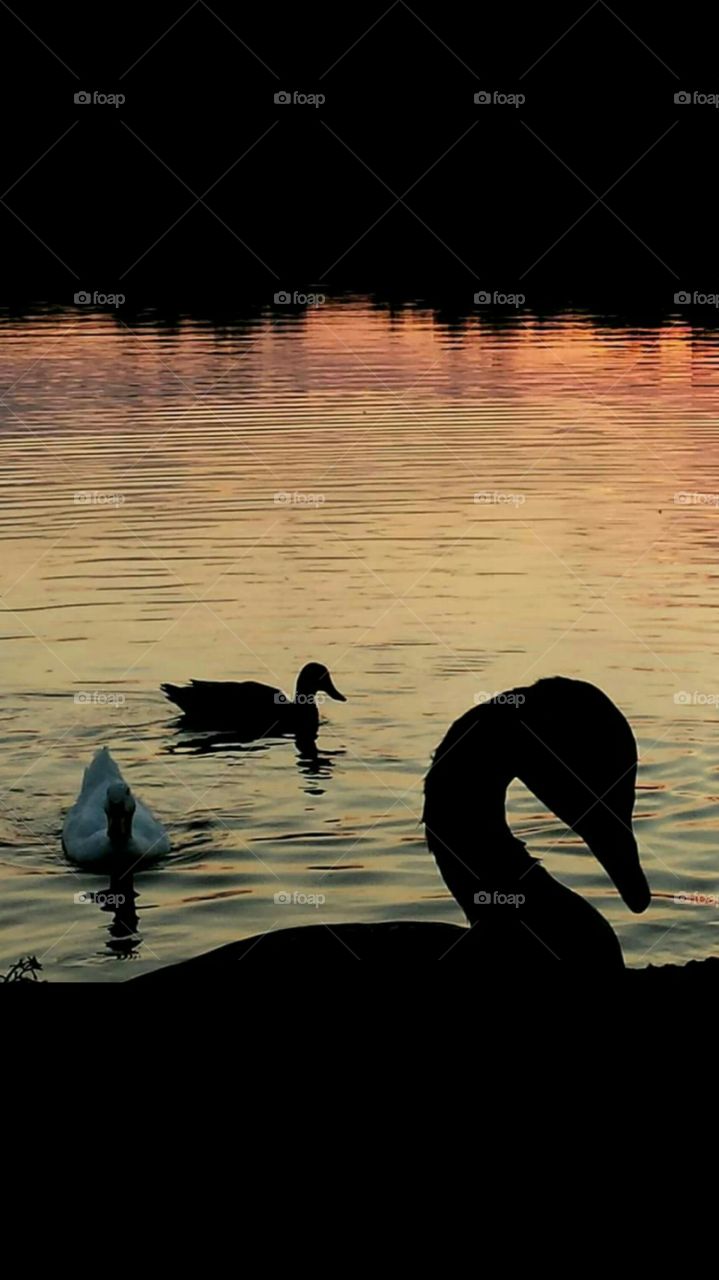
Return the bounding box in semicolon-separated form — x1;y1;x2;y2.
1;3;716;307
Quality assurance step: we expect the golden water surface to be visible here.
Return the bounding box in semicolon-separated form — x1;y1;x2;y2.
1;300;718;977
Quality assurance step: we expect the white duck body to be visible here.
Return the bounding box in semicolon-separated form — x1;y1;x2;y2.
62;747;170;869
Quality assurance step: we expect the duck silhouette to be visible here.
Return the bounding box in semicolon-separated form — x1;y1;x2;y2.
161;662;346;745
134;677;652;977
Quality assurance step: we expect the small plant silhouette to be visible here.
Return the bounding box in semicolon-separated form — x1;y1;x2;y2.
1;955;44;983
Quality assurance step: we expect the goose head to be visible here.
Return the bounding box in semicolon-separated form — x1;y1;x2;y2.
105;781;136;854
512;678;649;912
424;677;650;919
294;663;346;706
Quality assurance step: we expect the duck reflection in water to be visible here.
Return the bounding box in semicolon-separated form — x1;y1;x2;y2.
294;736;340;792
165;725;341;792
91;873;141;960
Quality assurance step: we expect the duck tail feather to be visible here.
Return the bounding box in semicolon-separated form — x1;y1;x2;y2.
161;683;190;709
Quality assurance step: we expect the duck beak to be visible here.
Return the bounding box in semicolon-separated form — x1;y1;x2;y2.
321;673;346;702
586;829;651;913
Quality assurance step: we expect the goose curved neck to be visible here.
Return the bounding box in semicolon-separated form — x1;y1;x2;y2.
423;699;533;917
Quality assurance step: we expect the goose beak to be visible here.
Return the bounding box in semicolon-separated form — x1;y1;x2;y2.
321;673;346;702
587;830;651;913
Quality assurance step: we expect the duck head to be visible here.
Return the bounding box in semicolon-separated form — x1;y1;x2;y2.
105;781;136;854
424;677;650;918
294;663;346;706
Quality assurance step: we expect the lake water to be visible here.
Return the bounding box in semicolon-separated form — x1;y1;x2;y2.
1;299;718;979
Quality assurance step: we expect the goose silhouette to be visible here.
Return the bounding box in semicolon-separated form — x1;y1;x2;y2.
161;662;346;744
134;677;653;977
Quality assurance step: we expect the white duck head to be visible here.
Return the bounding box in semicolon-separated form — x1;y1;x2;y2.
423;676;651;920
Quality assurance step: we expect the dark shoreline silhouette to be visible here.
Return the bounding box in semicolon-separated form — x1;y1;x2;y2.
5;295;719;334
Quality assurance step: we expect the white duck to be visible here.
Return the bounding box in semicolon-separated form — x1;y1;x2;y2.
62;747;170;869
